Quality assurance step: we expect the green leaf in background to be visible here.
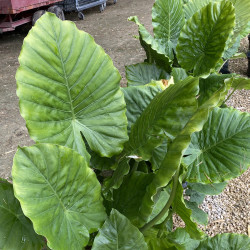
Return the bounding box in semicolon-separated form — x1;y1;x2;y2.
0;179;44;250
16;13;128;160
177;1;235;76
128;16;172;71
183;0;222;20
12;144;106;250
184;108;250;184
184;200;208;225
187;182;228;196
152;0;185;59
111;171;154;227
166;228;200;250
197;233;250;249
231;77;250;90
92;209;147;250
223;35;241;60
198;73;233;106
185;189;206;205
173;182;204;239
171;68;188;84
122;81;165;133
125;63;170;86
232;0;250;39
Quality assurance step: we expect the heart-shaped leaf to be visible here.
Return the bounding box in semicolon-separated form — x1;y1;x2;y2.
0;179;44;250
92;209;147;250
184;108;250;183
16;13;128;160
152;0;185;59
12;144;106;250
177;1;235;76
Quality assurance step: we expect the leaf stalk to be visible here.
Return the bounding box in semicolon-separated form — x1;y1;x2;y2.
140;166;180;233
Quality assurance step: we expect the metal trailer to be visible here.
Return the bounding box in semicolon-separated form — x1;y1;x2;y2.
61;0;110;20
0;0;63;33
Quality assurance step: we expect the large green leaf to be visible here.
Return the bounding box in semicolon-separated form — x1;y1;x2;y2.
197;233;250;249
139;76;228;225
183;0;222;20
231;77;250;90
177;1;235;76
152;0;185;59
232;0;250;39
92;209;147;250
110;171;154;226
12;144;106;250
184;108;250;183
198;73;232;106
16;13;128;160
128;16;172;71
105;77;199;195
122;81;165;133
0;179;44;250
125;76;199;161
125;63;170;87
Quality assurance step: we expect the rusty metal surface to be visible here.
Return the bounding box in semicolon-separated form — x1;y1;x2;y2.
0;0;62;14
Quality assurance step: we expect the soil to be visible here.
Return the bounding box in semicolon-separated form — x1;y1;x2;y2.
0;0;249;237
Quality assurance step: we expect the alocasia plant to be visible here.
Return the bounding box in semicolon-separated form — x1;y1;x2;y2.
0;3;250;249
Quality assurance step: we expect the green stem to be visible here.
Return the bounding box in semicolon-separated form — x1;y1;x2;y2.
130;161;139;174
222;87;237;106
222;78;240;106
157;210;173;238
140;167;180;233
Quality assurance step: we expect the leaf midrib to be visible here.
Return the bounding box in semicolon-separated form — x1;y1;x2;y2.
49;17;75;120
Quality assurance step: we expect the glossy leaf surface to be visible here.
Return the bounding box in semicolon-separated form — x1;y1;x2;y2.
126;63;169;86
198;73;232;106
125;77;199;161
177;1;235;76
111;171;154;226
16;13;128;160
140;76;228;224
122;81;164;133
197;233;250;249
92;209;147;250
152;0;185;59
12;144;106;250
129;16;171;71
185;108;250;183
231;77;250;90
0;179;43;250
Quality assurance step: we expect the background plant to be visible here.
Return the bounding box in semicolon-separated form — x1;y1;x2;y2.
0;1;250;249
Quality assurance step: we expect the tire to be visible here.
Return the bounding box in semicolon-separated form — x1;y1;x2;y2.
78;12;85;20
32;10;46;26
47;5;65;21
